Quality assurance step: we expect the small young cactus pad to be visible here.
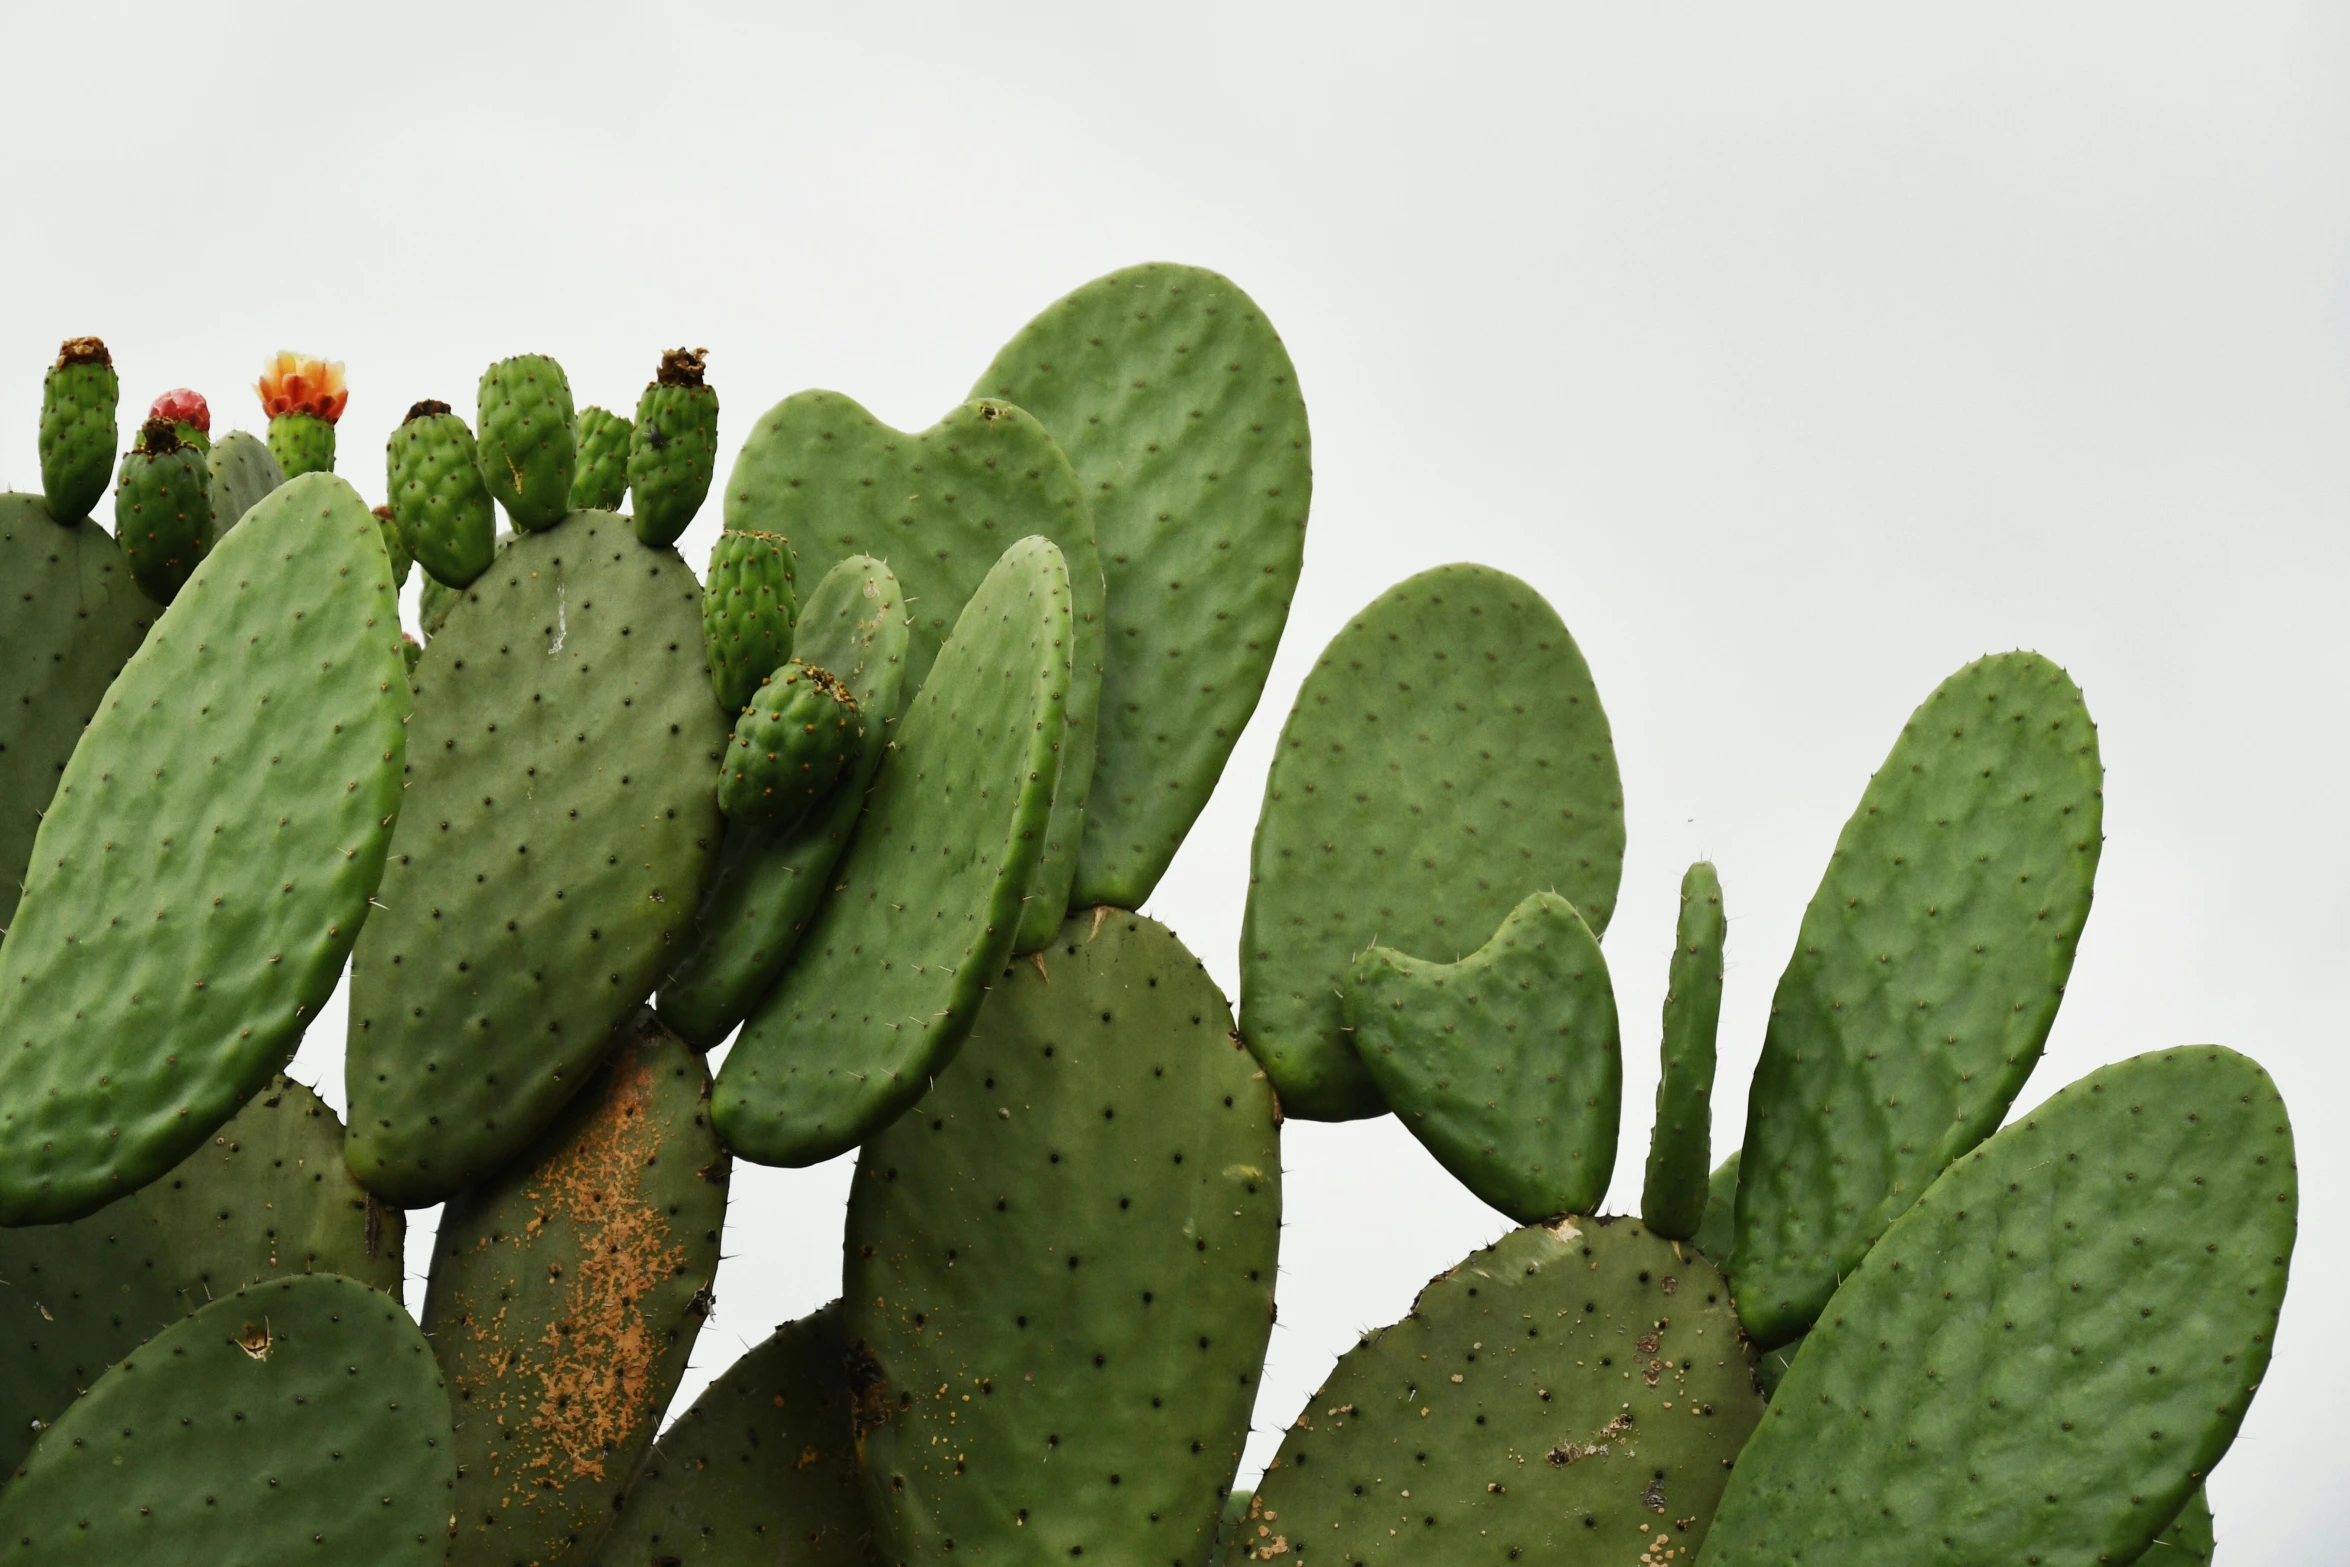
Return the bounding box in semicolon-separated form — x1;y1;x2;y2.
701;526;796;714
386;399;498;589
570;404;633;512
1343;890;1623;1223
1241;563;1625;1120
37;336;118;522
1642;861;1726;1241
113;418;214;604
628;346;719;547
716;659;861;825
476;353;577;531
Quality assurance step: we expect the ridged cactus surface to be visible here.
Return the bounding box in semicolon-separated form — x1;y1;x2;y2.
346;511;725;1205
571;404;633;511
722;393;1103;953
1343;890;1622;1223
844;912;1281;1566
714;536;1074;1166
596;1301;868;1566
717;659;860;825
426;1009;726;1567
113;419;213;604
0;1275;455;1567
1702;1046;2294;1567
477;353;577;531
630;347;719;547
662;555;907;1047
701;526;796;713
0;474;407;1225
0;1198;180;1478
1642;861;1726;1241
37;337;117;522
975;262;1311;912
1732;652;2103;1347
386;400;497;589
1243;1218;1763;1565
1241;563;1624;1120
205;429;283;538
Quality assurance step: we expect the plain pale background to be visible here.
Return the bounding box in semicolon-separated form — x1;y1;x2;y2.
2;4;2341;1556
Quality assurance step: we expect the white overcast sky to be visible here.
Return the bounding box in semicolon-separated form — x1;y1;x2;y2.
3;4;2342;1556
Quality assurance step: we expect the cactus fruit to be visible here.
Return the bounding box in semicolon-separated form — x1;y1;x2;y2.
255;350;347;477
713;535;1075;1166
1343;890;1622;1223
976;262;1312;913
571;403;633;511
1244;1217;1765;1565
369;503;413;588
386;398;499;589
717;659;861;825
0;1274;456;1566
205;428;284;538
661;554;909;1048
0;495;154;943
143;387;211;453
0;474;407;1225
1731;652;2104;1348
597;1301;869;1566
345;511;725;1206
1642;862;1726;1241
0;1198;181;1477
37;336;118;522
424;1009;726;1567
701;526;796;713
1701;1046;2294;1567
722;393;1105;954
112;417;214;603
476;352;577;531
1241;563;1625;1121
629;346;719;547
844;911;1281;1566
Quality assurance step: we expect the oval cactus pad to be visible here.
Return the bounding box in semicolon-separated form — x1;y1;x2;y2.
1241;563;1624;1121
1642;861;1727;1242
1732;652;2103;1347
713;535;1075;1166
0;1273;455;1567
1702;1047;2295;1567
0;1197;181;1478
0;473;407;1225
975;262;1311;912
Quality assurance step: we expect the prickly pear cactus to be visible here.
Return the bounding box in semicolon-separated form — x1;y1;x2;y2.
597;1301;869;1567
661;554;908;1048
1732;652;2103;1347
370;503;413;588
386;398;498;589
721;392;1104;954
1702;1046;2294;1567
1242;563;1625;1120
572;404;633;511
477;353;576;531
0;1274;456;1567
845;912;1281;1566
701;526;796;713
0;494;153;942
113;418;213;604
1689;1151;1740;1274
1642;862;1725;1241
38;336;118;522
0;473;407;1225
1343;890;1622;1223
976;261;1311;913
714;535;1074;1166
718;660;860;824
0;1196;181;1477
425;1008;725;1567
206;428;283;537
1245;1217;1764;1565
629;347;719;547
346;512;724;1205
255;351;347;478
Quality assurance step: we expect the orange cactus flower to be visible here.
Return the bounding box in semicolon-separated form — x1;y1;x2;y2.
255;351;348;424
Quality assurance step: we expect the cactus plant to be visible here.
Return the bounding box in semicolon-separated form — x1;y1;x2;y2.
571;403;633;511
142;387;211;453
701;525;796;713
255;350;347;477
38;336;118;522
0;1196;181;1477
386;398;498;588
112;416;213;603
369;503;413;588
206;428;283;537
716;659;861;825
629;346;719;546
1641;862;1726;1241
476;352;576;530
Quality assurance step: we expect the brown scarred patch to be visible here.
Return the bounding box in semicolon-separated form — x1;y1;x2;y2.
655;347;708;388
56;336;109;368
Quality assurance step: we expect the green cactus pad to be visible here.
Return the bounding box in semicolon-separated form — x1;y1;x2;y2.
370;504;413;588
425;1008;726;1567
1245;1216;1764;1565
266;410;336;478
1343;890;1622;1223
1642;862;1726;1241
113;421;214;605
722;392;1104;954
629;348;720;547
701;527;796;714
1241;563;1625;1121
2148;1488;2214;1565
0;1274;455;1566
1689;1151;1739;1273
131;1073;404;1308
345;511;724;1206
0;495;154;943
477;354;577;532
977;262;1312;913
660;554;908;1048
387;400;499;589
1701;1046;2295;1567
717;660;861;825
597;1301;869;1567
713;535;1074;1166
0;1198;181;1477
0;473;407;1225
844;911;1280;1566
571;404;633;512
1732;651;2104;1347
38;338;117;523
205;429;283;538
